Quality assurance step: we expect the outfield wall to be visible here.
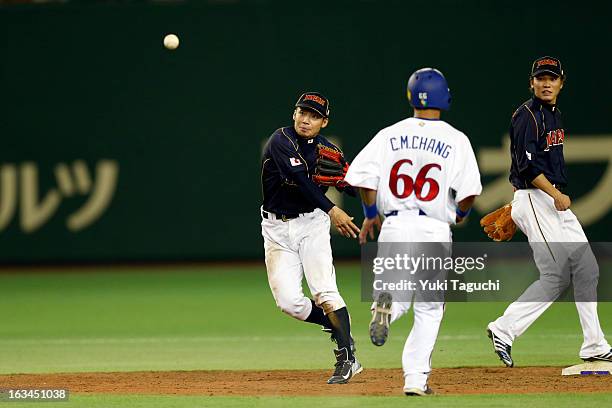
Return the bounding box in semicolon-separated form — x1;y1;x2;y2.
1;1;611;262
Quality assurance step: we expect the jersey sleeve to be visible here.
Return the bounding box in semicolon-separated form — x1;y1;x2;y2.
450;134;482;202
268;133;334;213
337;184;357;197
512;107;542;182
268;134;308;178
344;131;385;190
292;172;335;212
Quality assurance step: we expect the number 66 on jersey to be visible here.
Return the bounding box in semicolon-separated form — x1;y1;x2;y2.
346;106;481;224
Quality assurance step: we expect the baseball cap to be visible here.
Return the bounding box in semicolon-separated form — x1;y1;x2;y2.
295;92;330;117
531;56;564;78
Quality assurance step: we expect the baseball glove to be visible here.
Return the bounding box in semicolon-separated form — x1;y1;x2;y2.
480;204;517;241
312;144;349;187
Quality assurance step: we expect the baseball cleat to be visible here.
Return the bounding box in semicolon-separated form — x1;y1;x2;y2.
370;292;392;346
487;327;514;367
582;349;612;362
327;348;358;384
322;326;356;354
351;357;363;377
404;386;434;396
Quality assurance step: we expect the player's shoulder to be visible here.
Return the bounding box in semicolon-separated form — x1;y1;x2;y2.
420;119;471;144
374;117;414;137
263;127;300;158
436;119;467;136
317;135;342;151
512;98;537;121
268;126;299;147
376;117;467;139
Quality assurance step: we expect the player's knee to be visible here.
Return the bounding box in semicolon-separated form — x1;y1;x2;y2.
321;301;335;314
276;295;309;320
544;271;571;290
320;299;346;314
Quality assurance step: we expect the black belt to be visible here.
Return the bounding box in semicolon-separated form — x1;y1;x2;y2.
261;209;301;222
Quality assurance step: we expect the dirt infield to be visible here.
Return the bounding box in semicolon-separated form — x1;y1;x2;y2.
0;367;610;396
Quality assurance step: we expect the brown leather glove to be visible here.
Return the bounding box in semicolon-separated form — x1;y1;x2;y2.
312;144;349;187
480;204;517;241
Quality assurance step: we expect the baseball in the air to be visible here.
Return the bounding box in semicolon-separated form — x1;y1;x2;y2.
163;34;180;50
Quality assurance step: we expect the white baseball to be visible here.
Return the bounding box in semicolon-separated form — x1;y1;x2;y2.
163;34;179;50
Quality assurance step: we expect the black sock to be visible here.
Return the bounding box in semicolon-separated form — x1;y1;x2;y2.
304;299;333;330
326;307;353;359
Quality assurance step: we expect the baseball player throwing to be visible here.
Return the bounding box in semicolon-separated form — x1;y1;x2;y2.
486;56;612;366
260;92;362;384
345;68;482;395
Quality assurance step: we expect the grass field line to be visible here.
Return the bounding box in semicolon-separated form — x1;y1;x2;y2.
0;333;583;346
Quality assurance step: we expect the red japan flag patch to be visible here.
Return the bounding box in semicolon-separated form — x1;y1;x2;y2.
290;157;302;167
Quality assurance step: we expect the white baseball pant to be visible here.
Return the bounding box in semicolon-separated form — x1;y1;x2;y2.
489;189;610;358
261;208;346;320
376;212;451;391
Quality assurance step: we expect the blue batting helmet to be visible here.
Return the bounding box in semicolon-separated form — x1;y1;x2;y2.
407;68;451;111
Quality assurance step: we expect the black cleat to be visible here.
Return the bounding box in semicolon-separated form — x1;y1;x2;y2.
487;327;514;367
327;347;361;384
370;292;392;346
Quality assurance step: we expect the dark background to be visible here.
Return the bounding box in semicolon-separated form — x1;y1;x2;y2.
1;0;611;262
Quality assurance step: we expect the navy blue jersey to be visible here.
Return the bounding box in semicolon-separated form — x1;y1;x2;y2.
509;97;567;189
261;126;353;215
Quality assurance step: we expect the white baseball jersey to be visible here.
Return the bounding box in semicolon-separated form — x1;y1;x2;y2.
345;117;482;224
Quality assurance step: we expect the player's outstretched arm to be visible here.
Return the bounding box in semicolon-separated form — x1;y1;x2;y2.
358;188;381;244
531;174;570;211
291;172;359;237
328;206;360;238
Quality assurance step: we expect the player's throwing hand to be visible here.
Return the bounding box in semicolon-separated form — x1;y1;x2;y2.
328;206;360;238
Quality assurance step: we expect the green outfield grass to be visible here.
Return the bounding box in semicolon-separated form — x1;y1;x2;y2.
3;393;611;408
0;264;610;407
0;264;609;373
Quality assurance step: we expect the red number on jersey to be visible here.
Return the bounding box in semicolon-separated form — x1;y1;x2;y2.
389;160;441;201
388;159;414;198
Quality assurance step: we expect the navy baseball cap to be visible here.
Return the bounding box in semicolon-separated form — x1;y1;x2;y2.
295;92;330;117
531;56;564;78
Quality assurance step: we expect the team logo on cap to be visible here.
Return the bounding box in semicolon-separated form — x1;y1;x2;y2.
537;58;559;68
303;94;327;105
